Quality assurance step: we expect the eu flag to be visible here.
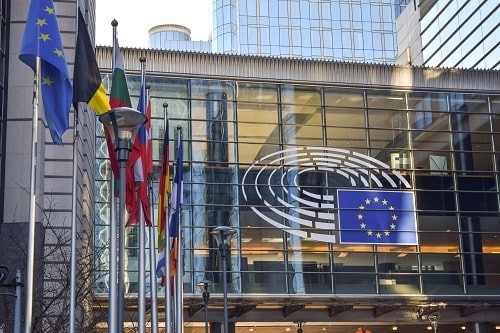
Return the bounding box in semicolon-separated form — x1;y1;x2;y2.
337;189;417;245
19;0;72;145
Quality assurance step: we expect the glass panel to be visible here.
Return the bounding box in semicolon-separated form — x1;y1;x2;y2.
407;92;448;112
368;109;408;129
421;254;463;294
333;251;376;294
281;85;322;106
326;127;367;150
367;90;406;109
287;251;331;294
377;251;419;294
324;87;364;107
282;104;322;126
325;107;365;128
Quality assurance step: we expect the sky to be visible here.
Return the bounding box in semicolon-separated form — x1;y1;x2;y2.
95;0;213;47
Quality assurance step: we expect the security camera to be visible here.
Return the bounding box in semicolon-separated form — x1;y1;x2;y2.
0;265;9;284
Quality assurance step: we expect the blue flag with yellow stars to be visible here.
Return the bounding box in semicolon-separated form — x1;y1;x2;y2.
337;189;418;245
19;0;72;145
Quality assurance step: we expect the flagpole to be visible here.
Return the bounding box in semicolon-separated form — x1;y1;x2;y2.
163;103;172;333
69;4;81;332
147;85;160;333
138;57;147;333
176;126;184;333
69;105;80;333
115;19;127;330
108;18;119;333
24;55;41;333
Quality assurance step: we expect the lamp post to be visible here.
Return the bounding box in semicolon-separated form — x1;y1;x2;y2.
0;266;22;333
99;107;147;332
210;226;237;333
197;279;213;333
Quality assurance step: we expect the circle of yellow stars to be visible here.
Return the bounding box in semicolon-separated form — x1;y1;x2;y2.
356;195;398;239
34;5;65;87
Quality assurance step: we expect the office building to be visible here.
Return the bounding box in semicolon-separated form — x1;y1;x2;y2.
1;0;500;332
396;0;500;69
150;0;399;63
93;45;500;333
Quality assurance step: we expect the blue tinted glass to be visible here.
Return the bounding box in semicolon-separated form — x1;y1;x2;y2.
245;2;256;17
291;1;300;18
248;27;257;44
301;30;311;47
280;28;289;45
259;0;268;15
292;29;301;46
279;0;288;16
342;31;352;48
323;31;333;48
260;27;270;44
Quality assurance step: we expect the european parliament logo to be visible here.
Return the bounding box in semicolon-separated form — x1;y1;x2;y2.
241;147;418;245
337;189;417;245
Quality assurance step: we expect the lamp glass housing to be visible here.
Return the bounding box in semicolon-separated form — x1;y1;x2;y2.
210;226;237;247
98;107;147;145
197;279;213;293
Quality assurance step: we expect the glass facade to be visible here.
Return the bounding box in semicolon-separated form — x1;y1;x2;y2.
212;0;397;62
148;24;211;52
418;0;499;69
95;75;500;301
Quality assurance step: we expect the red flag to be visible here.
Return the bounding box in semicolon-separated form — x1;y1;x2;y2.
125;82;152;226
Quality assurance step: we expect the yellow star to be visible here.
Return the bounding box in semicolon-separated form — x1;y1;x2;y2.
384;230;390;236
42;76;54;87
36;18;47;27
44;6;55;15
360;223;366;229
376;232;382;238
53;48;64;57
367;230;373;236
39;33;51;42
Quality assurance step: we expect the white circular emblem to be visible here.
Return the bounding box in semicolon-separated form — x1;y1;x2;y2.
241;147;411;243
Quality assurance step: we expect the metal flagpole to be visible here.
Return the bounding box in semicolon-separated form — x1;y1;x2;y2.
108;19;119;333
115;21;127;330
138;57;147;333
147;85;159;333
24;55;41;333
146;85;158;333
176;126;184;333
69;4;80;332
69;105;80;333
163;103;172;333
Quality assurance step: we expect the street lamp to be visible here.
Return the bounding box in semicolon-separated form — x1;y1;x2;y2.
99;107;147;332
197;279;214;333
210;226;237;333
0;266;22;333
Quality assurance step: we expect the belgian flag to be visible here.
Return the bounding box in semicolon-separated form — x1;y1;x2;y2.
72;9;109;114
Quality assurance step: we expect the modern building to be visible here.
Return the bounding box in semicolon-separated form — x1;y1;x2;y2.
94;45;500;333
396;0;500;69
150;0;399;63
149;24;211;52
1;0;500;332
